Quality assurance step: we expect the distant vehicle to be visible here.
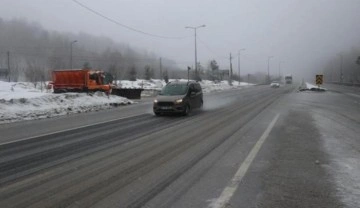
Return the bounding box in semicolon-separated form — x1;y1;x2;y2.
51;69;113;94
153;81;203;116
285;74;293;84
270;81;280;88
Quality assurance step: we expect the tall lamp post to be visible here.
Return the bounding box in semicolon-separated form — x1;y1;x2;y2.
339;54;343;83
185;25;206;81
70;40;78;69
238;48;245;85
267;56;274;83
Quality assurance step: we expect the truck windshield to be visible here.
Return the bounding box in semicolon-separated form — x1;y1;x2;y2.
103;73;113;84
160;84;188;96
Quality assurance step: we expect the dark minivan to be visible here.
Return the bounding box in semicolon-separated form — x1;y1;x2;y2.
153;81;203;116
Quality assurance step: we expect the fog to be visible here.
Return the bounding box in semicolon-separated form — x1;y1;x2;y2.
1;0;360;82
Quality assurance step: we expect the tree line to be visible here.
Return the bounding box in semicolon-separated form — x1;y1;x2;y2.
322;47;360;83
0;18;272;85
0;18;178;83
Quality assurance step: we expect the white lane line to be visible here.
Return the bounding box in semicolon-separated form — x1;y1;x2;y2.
209;114;280;208
0;113;146;146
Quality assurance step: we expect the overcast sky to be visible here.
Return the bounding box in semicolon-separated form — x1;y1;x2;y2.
1;0;360;81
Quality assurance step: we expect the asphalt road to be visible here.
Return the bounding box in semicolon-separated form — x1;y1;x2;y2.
0;84;359;208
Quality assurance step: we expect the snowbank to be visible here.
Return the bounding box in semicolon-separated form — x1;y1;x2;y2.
199;80;253;93
299;82;327;92
116;79;254;95
0;79;254;124
0;81;132;124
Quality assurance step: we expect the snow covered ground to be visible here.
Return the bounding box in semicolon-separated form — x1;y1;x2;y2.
305;82;327;91
0;79;253;124
314;113;360;208
0;81;132;124
117;79;253;95
298;82;327;91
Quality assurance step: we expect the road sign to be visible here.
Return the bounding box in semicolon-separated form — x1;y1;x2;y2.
316;74;323;85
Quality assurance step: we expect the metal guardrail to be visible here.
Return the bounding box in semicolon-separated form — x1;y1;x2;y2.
327;82;360;87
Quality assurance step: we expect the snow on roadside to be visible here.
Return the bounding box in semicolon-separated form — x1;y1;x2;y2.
314;113;360;208
200;80;252;93
0;79;253;124
298;82;327;92
305;82;327;91
116;79;254;95
0;81;132;124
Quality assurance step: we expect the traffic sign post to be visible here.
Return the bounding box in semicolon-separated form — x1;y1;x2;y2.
316;74;323;87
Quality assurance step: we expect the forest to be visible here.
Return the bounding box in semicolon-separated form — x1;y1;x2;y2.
0;18;179;82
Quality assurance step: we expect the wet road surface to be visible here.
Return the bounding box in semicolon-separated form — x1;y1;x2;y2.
0;84;359;208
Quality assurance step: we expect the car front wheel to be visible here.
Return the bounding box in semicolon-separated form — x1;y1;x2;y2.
183;105;191;116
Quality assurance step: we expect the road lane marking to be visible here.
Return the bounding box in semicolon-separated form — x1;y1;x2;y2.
209;114;280;208
0;113;147;146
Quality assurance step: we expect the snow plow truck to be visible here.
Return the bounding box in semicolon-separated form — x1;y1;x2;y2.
50;69;143;99
51;69;113;94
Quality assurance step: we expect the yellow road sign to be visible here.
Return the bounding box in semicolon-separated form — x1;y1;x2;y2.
316;74;323;85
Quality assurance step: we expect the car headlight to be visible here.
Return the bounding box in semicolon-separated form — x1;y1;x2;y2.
174;99;183;104
154;99;158;103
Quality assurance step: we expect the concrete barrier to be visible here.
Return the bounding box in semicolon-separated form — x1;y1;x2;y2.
111;88;144;99
328;82;360;87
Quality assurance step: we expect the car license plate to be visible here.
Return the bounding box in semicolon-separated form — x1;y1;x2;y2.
160;106;172;110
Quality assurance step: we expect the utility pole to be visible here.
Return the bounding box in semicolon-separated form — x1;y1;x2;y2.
278;61;284;82
267;56;274;84
238;48;245;85
339;54;343;83
160;57;163;81
70;40;77;69
195;29;198;80
229;53;233;85
7;51;10;82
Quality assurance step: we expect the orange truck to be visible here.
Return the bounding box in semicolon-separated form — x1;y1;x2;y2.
51;69;113;93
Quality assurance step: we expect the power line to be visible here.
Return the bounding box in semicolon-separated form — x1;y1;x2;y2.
196;36;228;60
72;0;189;40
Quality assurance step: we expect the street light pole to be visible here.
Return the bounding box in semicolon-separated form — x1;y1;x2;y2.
238;48;245;85
339;54;343;83
267;56;274;83
185;25;206;81
70;40;77;69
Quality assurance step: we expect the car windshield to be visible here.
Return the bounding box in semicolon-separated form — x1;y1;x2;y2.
160;84;188;95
